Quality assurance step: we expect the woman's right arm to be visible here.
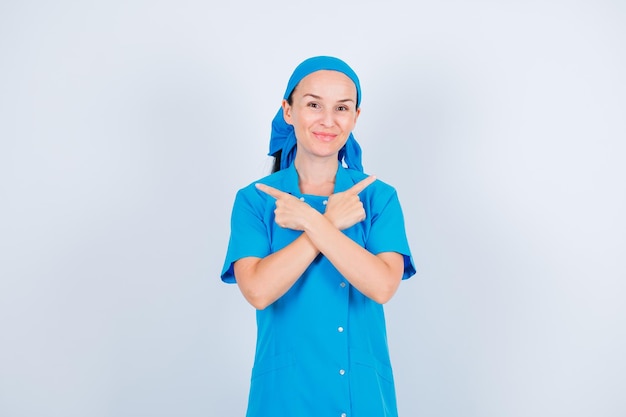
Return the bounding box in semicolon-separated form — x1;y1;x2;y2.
234;234;319;310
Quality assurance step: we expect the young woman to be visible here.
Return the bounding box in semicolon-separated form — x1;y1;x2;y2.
221;56;416;417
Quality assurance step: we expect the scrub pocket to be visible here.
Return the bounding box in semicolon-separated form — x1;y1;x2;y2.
251;350;295;380
349;348;398;417
247;351;296;417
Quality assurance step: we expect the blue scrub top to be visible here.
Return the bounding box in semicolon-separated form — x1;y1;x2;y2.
221;163;416;417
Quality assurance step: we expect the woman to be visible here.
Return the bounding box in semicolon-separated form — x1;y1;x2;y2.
221;56;416;417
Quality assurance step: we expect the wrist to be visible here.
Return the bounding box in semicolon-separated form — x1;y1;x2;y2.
303;209;329;234
322;212;337;229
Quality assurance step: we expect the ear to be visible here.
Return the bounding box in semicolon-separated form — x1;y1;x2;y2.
354;107;361;123
282;99;293;126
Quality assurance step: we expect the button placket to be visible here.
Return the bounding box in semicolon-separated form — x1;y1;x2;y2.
334;260;351;416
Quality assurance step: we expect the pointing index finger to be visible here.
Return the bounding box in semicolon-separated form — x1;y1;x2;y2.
348;175;376;195
255;183;290;199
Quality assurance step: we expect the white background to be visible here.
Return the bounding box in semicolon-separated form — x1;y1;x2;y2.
1;1;625;416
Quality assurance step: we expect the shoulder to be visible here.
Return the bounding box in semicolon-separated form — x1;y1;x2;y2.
256;169;292;188
343;167;397;196
233;170;289;205
239;170;288;192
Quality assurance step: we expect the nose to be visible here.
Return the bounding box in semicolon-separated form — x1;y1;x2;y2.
320;108;335;127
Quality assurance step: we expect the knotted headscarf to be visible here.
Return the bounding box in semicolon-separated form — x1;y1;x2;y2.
268;56;363;172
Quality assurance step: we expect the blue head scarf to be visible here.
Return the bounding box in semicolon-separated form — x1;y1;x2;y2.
269;56;363;172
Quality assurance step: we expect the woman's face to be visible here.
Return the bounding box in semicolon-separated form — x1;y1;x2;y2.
282;70;360;162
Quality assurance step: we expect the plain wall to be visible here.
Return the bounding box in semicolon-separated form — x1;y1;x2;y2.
1;1;624;416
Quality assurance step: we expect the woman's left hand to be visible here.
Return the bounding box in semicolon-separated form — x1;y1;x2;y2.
256;183;317;231
324;175;375;230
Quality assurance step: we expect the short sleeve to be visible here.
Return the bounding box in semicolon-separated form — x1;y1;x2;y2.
220;187;272;284
365;188;416;280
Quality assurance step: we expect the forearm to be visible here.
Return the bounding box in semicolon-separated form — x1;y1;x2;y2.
234;233;319;310
304;213;403;304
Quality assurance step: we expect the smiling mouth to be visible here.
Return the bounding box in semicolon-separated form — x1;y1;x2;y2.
313;132;337;142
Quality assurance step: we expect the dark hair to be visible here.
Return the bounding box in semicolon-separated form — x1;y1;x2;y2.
286;90;295;106
271;150;282;173
270;90;294;173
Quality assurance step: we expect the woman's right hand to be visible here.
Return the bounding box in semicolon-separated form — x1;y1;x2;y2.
324;176;376;230
255;183;317;231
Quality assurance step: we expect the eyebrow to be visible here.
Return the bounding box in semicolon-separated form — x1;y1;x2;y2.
303;93;355;103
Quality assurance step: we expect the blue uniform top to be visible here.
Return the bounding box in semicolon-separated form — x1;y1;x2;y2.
221;163;416;417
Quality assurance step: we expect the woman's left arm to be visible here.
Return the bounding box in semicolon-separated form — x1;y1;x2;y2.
303;214;404;304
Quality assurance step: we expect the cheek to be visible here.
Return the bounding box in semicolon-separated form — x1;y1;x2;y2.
340;114;358;129
293;110;315;124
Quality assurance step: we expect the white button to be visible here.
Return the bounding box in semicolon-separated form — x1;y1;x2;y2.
299;197;305;201
338;326;344;333
339;369;345;375
341;414;347;417
323;200;328;205
340;282;346;288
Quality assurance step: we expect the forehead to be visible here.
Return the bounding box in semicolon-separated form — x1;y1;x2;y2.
294;70;357;98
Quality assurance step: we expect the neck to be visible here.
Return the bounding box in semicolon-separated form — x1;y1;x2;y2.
294;154;339;196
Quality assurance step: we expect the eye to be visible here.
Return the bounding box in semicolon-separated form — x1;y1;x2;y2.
336;105;349;111
307;102;320;109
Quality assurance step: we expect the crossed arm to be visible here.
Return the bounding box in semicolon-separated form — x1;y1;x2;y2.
233;176;404;310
